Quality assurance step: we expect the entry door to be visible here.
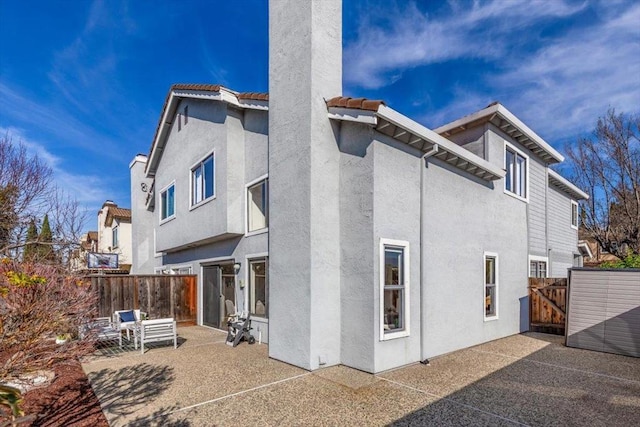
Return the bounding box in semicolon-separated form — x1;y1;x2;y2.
203;266;222;328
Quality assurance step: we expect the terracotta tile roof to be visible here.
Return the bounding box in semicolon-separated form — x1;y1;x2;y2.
238;92;269;101
171;83;222;92
110;207;131;220
326;96;385;112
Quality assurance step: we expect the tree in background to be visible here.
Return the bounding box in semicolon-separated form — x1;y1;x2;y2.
0;134;87;265
37;214;56;262
567;109;640;259
22;220;38;262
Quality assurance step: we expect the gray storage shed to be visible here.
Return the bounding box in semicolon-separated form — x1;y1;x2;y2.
566;268;640;357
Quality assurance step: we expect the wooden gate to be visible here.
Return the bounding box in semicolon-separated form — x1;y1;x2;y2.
529;278;567;335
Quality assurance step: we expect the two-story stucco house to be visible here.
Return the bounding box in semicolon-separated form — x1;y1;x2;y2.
129;0;588;373
97;200;133;272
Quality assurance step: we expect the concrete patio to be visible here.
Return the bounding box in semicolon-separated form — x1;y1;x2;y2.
82;326;640;426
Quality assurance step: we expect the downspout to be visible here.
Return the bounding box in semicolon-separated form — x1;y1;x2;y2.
420;144;438;365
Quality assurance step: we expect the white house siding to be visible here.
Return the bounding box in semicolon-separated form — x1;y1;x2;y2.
548;185;578;277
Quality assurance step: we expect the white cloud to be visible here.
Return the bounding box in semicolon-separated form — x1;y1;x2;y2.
344;0;587;89
0;126;117;217
345;0;640;143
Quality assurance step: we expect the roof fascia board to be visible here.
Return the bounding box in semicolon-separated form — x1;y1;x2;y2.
146;92;179;177
328;107;377;125
548;169;589;200
435;103;564;164
495;104;564;163
376;105;505;179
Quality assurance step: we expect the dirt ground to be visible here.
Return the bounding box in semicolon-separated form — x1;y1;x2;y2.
19;361;108;427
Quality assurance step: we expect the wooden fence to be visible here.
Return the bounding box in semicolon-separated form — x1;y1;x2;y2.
88;275;197;324
529;277;567;335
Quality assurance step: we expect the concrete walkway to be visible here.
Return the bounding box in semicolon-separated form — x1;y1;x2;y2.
82;327;640;426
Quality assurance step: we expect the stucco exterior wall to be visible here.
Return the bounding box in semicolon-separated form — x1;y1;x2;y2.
130;156;160;274
154;98;242;252
338;122;376;372
268;0;342;370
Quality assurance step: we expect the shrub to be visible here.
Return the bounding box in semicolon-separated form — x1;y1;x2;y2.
0;259;97;380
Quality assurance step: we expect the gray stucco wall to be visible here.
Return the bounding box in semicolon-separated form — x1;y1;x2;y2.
421;155;529;359
268;0;342;370
129;156;157;274
338;122;376;372
153;98;243;253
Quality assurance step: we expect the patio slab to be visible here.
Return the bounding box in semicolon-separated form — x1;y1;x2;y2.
82;327;640;426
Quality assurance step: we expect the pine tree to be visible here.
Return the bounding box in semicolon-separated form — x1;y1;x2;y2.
22;219;38;262
37;214;55;262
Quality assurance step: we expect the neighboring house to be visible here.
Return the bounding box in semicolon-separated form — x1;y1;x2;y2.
129;1;588;373
578;236;620;267
70;231;98;271
96;201;133;272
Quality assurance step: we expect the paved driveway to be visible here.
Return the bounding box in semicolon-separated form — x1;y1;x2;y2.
82;327;640;426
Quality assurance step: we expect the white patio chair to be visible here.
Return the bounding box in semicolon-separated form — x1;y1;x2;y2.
113;309;147;341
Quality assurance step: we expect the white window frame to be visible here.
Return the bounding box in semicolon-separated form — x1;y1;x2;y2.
245;174;269;236
159;181;176;224
112;224;119;249
190;151;216;209
380;238;410;341
484;252;499;321
571;200;579;230
528;255;548;278
504;141;529;202
245;255;268;319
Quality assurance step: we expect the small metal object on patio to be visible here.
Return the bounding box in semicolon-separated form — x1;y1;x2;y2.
420;359;430;365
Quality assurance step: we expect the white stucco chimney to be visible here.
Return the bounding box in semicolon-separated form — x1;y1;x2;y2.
268;0;342;370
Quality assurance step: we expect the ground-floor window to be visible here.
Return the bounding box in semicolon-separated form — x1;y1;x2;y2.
484;252;498;320
380;238;410;340
249;259;268;318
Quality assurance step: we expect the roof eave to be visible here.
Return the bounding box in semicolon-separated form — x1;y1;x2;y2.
435;103;565;164
548;169;589;200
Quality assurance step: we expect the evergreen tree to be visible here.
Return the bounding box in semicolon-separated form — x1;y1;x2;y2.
37;214;55;262
22;219;38;262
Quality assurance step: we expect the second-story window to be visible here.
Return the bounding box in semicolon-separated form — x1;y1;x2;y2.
247;178;268;233
112;225;119;249
192;153;215;206
505;143;528;200
571;200;579;229
161;183;175;221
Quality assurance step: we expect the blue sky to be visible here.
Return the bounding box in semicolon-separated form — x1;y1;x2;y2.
1;0;639;233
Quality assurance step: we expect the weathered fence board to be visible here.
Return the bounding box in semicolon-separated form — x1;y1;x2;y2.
529;278;567;335
88;275;197;323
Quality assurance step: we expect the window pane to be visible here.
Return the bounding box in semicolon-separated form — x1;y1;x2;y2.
193;167;202;204
167;185;175;217
485;255;496;317
517;154;526;197
250;260;267;317
248;180;267;232
505;149;514;192
384;249;402;286
161;191;167;219
204;156;214;199
485;285;496;316
384;289;404;331
529;261;536;278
